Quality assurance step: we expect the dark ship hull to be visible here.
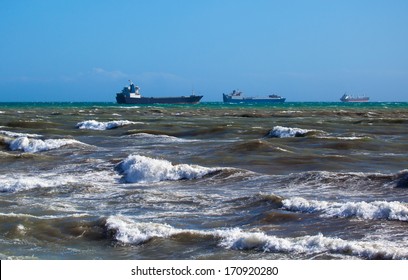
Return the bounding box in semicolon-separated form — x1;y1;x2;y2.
116;94;203;104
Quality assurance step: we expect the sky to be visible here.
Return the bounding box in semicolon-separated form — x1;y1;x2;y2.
0;0;407;102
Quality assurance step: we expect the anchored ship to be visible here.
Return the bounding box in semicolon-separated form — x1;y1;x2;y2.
116;81;203;104
340;93;369;102
223;90;286;103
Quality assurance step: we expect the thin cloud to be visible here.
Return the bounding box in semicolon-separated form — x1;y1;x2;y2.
92;67;128;79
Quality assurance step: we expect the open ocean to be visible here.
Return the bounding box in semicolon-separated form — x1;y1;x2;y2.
0;102;407;260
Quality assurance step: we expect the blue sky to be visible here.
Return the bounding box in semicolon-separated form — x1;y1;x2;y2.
1;0;407;102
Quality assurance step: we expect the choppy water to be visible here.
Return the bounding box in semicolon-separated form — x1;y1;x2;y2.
0;102;407;260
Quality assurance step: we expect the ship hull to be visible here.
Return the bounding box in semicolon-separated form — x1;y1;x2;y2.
116;94;203;104
340;94;369;102
223;95;285;103
341;99;369;103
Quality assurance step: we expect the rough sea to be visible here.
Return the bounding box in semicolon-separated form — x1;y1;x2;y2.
0;102;407;260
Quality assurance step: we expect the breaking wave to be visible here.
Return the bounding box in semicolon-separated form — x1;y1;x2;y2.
115;155;221;183
75;120;140;130
9;137;85;153
282;197;408;222
105;216;408;259
267;126;320;138
106;216;181;244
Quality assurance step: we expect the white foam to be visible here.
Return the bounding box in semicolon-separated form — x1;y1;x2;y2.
126;133;197;143
76;120;140;130
268;126;316;138
0;130;42;138
116;155;219;183
106;216;182;244
215;228;408;259
0;176;58;192
9;137;85;153
105;216;408;259
0;170;117;193
320;136;369;140
282;197;408;222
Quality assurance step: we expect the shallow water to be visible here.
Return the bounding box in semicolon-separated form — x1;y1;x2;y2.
0;102;407;259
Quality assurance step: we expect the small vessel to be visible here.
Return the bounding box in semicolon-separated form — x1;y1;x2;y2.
340;93;369;102
223;90;286;103
116;81;203;104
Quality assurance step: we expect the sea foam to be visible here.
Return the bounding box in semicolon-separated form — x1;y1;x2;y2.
282;197;408;222
76;120;139;130
0;170;117;193
0;176;58;193
9;137;84;153
115;155;219;183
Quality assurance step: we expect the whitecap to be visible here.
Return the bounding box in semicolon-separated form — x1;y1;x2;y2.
215;228;408;259
282;197;408;222
9;137;85;153
115;155;220;183
75;120;140;130
106;216;181;244
105;216;408;259
267;126;317;138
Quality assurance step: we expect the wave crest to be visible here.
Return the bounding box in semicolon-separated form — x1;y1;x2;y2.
267;126;319;138
106;216;181;244
76;120;139;130
282;197;408;222
9;137;84;153
105;216;408;259
115;155;220;183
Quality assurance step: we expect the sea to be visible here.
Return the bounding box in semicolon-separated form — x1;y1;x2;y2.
0;101;407;260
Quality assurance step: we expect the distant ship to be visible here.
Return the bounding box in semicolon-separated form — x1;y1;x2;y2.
340;93;369;102
223;90;286;103
116;81;203;104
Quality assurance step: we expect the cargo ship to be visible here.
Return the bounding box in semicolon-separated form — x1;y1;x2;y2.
116;81;203;104
340;93;369;102
223;90;286;103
